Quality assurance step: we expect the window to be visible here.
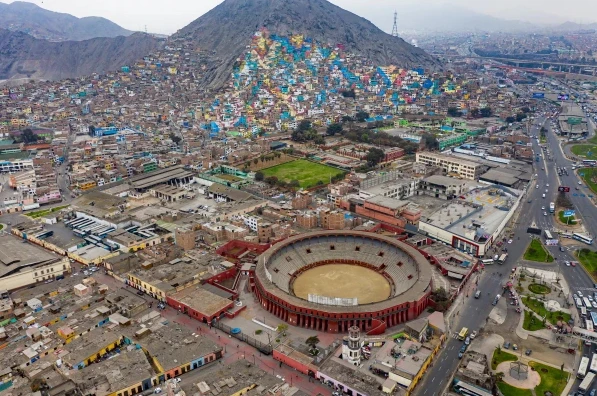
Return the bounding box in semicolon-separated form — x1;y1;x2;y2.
378;251;384;257
34;272;38;277
355;246;360;252
306;249;311;254
397;262;403;267
408;274;413;280
330;245;335;250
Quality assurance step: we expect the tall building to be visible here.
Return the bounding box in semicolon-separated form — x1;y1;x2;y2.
343;326;362;365
175;227;196;251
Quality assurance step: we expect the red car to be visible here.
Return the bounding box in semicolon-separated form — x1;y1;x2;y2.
571;262;577;267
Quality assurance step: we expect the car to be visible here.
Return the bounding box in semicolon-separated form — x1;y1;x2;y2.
513;344;518;350
594;283;597;289
546;183;549;187
565;261;571;266
590;389;596;396
525;349;532;356
508;239;513;244
136;290;145;296
470;330;477;339
572;262;577;267
154;388;162;394
545;189;548;193
580;181;583;185
464;336;470;345
503;342;511;349
578;291;584;297
543;212;547;216
560;246;565;252
528;199;532;203
541;206;545;210
460;345;467;353
536;185;539;189
458;351;464;359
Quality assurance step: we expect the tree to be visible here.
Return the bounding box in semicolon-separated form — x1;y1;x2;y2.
253;158;259;165
313;135;325;145
255;171;264;181
326;123;343;136
21;128;39;143
88;125;96;136
515;113;527;122
447;107;462;117
355;111;370;122
470;108;480;118
277;323;289;335
289;179;300;188
305;335;320;352
169;133;181;145
297;120;311;132
341;115;353;123
505;116;516;124
265;176;278;185
366;147;385;167
421;132;439;150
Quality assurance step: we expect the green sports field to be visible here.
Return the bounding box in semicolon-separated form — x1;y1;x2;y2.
261;159;344;188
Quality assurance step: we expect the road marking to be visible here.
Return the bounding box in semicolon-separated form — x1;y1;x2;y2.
431;377;435;383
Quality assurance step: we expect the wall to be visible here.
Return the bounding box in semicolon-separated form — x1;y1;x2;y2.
0;258;70;291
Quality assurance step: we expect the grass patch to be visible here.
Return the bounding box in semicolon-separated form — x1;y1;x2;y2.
571;144;597;160
25;205;70;219
524;297;572;325
529;361;569;396
576;248;597;281
527;283;551;294
497;381;533;396
492;348;518;370
0;224;3;231
523;311;546;331
261;159;345;188
217;174;242;182
523;239;554;262
580;167;597;195
558;210;577;225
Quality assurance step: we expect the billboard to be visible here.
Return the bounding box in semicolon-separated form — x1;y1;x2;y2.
532;92;545;99
567;117;583;125
563;210;575;218
558;94;570;101
558;186;570;192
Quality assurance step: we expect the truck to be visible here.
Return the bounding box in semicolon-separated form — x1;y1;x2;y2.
492;294;501;306
497;254;508;264
549;202;555;213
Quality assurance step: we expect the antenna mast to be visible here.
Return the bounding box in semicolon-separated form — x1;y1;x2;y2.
391;11;398;37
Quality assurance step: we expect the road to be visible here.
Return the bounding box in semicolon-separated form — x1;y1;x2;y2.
415;111;597;395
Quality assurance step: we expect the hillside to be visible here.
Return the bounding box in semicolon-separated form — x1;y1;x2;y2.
0;1;133;41
176;0;439;90
0;30;161;81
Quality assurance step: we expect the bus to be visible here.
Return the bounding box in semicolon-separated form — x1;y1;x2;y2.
579;356;591;379
549;202;555;213
574;233;594;245
584;297;593;309
591;311;597;328
458;327;469;341
580;372;596;394
544;230;553;240
588;320;594;332
582;306;588;318
591;354;597;374
480;259;494;265
497;254;508;264
583;160;597;166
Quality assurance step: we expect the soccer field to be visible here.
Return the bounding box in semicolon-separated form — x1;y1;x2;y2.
261;159;344;188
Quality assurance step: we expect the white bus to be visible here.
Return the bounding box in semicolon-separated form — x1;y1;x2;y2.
497;253;508;264
480;259;494;265
544;230;553;240
579;356;591;379
591;354;597;374
580;371;596;394
574;233;594;245
582;306;588;318
577;298;584;308
584;297;593;309
583;160;597;166
588;319;594;332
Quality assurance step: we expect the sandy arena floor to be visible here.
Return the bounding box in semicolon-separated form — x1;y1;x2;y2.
292;264;391;304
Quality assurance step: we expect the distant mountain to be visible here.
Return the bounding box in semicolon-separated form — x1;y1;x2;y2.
0;1;133;41
0;29;162;81
396;5;536;33
175;0;439;90
552;21;597;31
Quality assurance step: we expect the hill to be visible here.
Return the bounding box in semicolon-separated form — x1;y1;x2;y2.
0;1;133;41
0;29;161;81
175;0;439;90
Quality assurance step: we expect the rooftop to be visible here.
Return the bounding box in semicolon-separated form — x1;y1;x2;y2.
169;286;233;318
0;234;59;278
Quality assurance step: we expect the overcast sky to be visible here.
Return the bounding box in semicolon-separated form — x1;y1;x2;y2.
6;0;597;34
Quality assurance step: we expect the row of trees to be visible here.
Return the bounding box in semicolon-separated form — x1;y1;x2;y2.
448;107;492;118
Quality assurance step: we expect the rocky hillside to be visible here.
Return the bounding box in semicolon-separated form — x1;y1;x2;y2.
176;0;440;90
0;1;133;41
0;30;162;81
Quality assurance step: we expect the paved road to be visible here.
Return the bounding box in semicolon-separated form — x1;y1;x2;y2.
415;112;597;395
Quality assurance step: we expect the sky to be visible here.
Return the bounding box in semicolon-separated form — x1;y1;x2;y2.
4;0;597;34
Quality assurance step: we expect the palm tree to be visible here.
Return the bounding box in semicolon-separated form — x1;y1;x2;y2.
305;335;320;353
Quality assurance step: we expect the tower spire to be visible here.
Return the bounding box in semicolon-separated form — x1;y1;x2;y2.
391;11;398;37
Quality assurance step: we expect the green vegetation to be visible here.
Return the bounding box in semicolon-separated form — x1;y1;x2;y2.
580;167;597;195
496;382;533;396
576;248;597;281
527;283;551;294
523;239;554;262
558;210;577;225
571;144;597;160
25;205;70;219
491;348;517;370
261;159;345;189
523;311;546;331
529;361;569;396
0;224;3;231
524;296;572;325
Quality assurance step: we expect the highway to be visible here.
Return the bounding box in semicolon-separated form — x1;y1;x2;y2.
415;110;597;395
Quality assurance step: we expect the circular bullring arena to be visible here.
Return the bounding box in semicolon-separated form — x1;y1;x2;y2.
253;231;433;334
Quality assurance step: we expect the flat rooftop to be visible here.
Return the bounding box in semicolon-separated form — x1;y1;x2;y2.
169;286;232;318
130;165;193;190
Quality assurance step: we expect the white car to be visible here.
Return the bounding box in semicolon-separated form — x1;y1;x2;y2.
470;330;478;339
543;212;547;216
578;291;583;297
507;239;513;244
541;206;545;210
546;184;549;187
536;185;539;189
579;181;583;185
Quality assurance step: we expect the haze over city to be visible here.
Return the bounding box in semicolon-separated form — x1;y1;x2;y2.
2;0;597;34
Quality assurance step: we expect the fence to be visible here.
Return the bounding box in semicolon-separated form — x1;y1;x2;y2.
212;321;273;355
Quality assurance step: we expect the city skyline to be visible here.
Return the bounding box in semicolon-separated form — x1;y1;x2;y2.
2;0;596;35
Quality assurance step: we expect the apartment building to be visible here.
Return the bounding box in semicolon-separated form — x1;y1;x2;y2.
415;152;484;180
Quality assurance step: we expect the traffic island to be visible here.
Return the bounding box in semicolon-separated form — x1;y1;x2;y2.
522;239;554;263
